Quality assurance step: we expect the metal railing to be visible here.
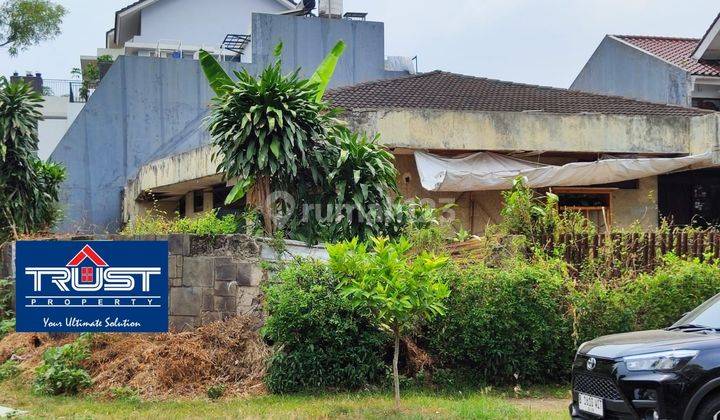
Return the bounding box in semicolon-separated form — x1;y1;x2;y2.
42;79;86;103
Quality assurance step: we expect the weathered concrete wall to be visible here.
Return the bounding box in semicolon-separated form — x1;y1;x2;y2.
51;13;407;233
611;177;658;229
345;108;716;155
0;235;328;332
571;36;692;107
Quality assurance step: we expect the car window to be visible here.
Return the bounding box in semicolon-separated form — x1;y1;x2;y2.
674;292;720;328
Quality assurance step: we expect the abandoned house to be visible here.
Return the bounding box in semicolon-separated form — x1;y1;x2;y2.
49;4;720;235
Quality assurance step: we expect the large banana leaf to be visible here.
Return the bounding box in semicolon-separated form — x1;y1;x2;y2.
308;40;346;102
199;50;234;96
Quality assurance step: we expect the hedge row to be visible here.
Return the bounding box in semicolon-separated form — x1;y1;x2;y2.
263;255;720;392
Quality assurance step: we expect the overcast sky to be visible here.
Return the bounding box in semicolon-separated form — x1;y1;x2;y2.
1;0;719;88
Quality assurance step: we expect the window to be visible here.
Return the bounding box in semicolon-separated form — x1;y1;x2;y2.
552;187;615;231
193;190;204;213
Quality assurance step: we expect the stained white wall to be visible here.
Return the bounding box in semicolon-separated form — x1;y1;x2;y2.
38;96;84;160
138;0;288;48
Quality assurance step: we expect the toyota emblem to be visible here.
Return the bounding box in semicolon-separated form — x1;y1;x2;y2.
586;357;597;371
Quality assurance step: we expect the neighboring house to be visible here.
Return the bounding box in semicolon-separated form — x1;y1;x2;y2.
123;71;720;233
51;12;412;232
101;0;296;61
571;13;720;109
8;73;85;160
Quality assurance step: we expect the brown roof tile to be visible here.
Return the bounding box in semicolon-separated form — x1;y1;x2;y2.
326;71;712;117
615;35;720;76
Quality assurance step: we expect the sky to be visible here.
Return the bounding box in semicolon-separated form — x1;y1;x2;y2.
1;0;719;88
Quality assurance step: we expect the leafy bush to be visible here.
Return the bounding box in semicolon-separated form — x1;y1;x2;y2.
0;278;12;319
574;255;720;343
33;335;92;395
263;260;387;393
121;209;242;236
0;359;19;381
206;384;225;400
0;318;15;340
425;259;574;384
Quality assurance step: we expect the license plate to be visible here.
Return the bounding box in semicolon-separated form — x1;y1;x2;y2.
578;393;604;417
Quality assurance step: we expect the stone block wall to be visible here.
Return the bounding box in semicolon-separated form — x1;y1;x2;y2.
166;234;266;331
0;235;327;332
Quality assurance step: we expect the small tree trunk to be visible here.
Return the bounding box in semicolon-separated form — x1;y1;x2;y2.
246;176;274;234
393;328;401;412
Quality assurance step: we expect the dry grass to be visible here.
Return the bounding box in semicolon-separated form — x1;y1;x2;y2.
0;316;270;399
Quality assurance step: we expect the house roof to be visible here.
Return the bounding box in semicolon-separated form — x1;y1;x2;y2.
325;71;712;117
613;35;720;76
692;12;720;59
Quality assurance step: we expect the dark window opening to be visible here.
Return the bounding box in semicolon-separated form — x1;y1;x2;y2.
178;196;186;218
659;169;720;227
193;190;204;213
692;98;720;111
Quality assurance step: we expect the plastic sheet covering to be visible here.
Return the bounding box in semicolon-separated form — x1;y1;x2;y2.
415;151;714;192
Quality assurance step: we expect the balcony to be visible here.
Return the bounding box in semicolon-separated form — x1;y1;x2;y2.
41;79;88;103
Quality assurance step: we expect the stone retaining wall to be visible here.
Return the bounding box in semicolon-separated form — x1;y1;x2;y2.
0;235;327;332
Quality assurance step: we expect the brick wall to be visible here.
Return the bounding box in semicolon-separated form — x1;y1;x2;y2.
0;234;327;332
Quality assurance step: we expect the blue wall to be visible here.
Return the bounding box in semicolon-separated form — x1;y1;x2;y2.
51;13;406;232
571;36;691;107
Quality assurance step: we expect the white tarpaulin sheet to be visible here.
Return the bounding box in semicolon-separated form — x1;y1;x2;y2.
415;151;714;192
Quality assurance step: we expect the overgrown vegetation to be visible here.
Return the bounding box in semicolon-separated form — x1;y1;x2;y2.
262;260;387;394
121;209;244;236
0;77;66;242
0;278;14;340
33;335;92;395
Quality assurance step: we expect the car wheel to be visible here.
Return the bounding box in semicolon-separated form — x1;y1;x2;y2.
696;393;720;420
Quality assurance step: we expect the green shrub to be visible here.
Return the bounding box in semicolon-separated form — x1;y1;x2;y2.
33;335;92;395
572;281;635;346
263;260;387;393
0;318;15;340
206;384;225;400
0;277;12;322
0;359;19;381
629;255;720;331
425;259;574;384
121;209;242;236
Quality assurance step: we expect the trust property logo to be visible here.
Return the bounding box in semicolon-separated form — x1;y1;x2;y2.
24;244;162;308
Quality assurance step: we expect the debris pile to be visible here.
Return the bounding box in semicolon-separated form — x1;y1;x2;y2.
0;316;270;399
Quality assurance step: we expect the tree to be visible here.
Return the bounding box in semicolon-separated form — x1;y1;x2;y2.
0;77;65;241
199;43;405;243
327;237;450;411
0;0;67;56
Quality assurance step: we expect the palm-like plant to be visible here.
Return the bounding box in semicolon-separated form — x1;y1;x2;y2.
200;42;408;243
0;77;65;240
201;43;345;233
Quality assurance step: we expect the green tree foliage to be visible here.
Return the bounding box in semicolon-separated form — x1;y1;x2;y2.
0;0;67;56
263;260;387;393
200;43;403;244
0;78;65;241
328;237;449;410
